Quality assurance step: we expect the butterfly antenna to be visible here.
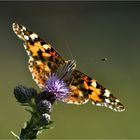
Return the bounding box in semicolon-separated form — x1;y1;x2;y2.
64;40;75;61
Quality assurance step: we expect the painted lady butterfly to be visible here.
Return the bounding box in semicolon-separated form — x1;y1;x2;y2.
13;23;125;112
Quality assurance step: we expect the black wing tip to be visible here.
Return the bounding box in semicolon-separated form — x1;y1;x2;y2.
12;22;18;28
12;22;22;32
114;104;125;112
12;22;36;42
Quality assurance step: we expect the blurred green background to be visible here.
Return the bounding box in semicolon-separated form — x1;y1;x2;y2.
0;1;140;139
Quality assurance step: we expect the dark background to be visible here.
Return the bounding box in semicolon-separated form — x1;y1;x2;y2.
0;1;140;139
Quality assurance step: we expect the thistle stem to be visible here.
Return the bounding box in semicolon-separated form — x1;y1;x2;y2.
19;112;39;140
13;86;52;140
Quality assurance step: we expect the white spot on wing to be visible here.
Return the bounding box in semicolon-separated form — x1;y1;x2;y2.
91;80;97;87
43;44;51;50
66;100;75;104
115;99;120;103
26;50;31;56
104;89;110;97
30;33;38;40
28;66;33;72
23;44;27;49
109;106;113;109
92;101;95;105
105;98;110;103
29;57;34;61
82;99;89;104
24;35;29;40
96;103;102;106
22;26;26;30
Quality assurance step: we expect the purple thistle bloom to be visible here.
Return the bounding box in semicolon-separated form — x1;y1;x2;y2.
45;73;70;100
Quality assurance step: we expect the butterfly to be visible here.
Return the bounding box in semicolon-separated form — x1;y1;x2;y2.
12;23;125;112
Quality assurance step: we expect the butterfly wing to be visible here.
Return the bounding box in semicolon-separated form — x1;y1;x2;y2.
13;23;65;89
63;69;125;112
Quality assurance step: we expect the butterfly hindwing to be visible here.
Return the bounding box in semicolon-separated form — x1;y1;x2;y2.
63;69;125;112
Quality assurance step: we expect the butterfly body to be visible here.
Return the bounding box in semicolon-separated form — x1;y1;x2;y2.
13;23;125;112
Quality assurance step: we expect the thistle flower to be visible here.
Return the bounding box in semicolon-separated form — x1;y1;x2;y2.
45;73;70;100
14;85;37;103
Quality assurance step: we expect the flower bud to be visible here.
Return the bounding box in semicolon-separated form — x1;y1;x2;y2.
39;113;51;125
14;85;36;103
35;91;56;104
36;100;52;114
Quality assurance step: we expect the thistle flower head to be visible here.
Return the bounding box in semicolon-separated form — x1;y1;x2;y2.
45;73;69;100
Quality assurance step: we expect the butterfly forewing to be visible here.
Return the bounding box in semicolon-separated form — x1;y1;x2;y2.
13;23;65;89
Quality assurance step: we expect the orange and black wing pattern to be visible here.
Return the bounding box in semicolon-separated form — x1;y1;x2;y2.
13;23;65;89
64;69;125;112
13;23;125;112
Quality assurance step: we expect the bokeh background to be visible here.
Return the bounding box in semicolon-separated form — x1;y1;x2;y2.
0;1;140;139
